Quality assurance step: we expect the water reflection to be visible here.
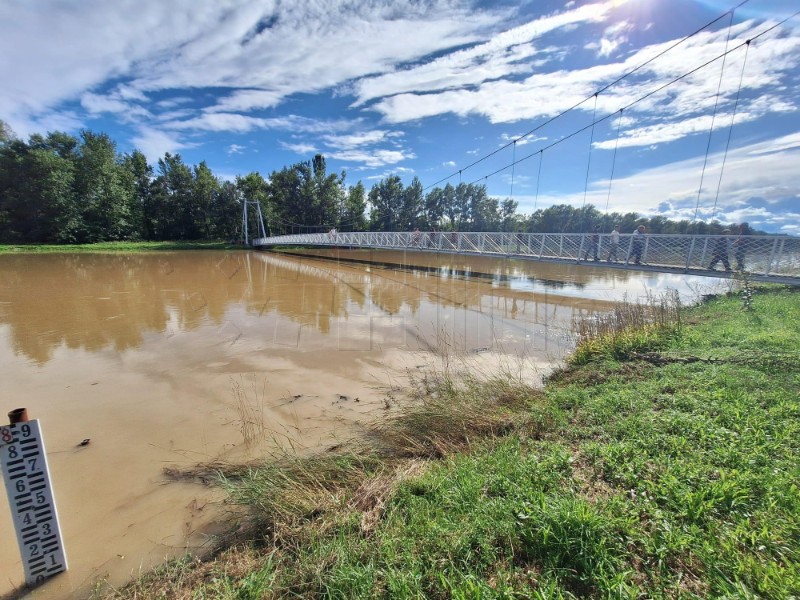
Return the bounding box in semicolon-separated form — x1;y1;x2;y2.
0;253;608;364
0;250;714;366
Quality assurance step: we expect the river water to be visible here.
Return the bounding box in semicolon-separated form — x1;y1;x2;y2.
0;249;722;598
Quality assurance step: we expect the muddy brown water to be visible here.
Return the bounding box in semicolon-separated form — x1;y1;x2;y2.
0;249;717;598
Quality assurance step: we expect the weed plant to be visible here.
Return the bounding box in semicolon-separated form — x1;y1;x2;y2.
99;288;800;599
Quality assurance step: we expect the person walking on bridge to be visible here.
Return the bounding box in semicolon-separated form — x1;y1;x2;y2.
606;224;621;262
629;225;646;265
733;222;750;271
709;229;732;272
583;225;601;261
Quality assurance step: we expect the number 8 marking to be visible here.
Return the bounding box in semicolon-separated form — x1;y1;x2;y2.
1;427;12;443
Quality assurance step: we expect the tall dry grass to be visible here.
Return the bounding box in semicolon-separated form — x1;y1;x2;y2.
571;291;682;364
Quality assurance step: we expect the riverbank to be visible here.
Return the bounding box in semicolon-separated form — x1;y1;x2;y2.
94;285;799;598
0;241;244;253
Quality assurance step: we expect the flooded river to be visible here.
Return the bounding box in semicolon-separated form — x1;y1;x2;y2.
0;249;720;598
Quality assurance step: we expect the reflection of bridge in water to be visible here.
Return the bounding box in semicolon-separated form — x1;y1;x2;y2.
254;231;800;285
250;250;632;357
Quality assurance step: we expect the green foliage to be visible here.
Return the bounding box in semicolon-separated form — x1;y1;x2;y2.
0;125;764;245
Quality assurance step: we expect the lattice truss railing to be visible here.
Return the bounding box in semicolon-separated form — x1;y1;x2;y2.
252;232;800;280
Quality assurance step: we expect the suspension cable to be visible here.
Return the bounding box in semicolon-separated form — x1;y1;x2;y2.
534;150;543;213
582;93;599;209
712;39;751;218
693;9;736;222
423;0;753;192
466;11;800;187
605;108;623;213
510;141;516;199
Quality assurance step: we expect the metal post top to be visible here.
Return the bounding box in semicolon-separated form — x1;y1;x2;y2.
8;407;28;424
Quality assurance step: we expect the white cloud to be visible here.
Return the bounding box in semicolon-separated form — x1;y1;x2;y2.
369;16;800;154
351;1;618;107
81;92;152;120
500;132;547;146
131;127;188;164
280;141;318;154
443;160;456;167
513;131;800;232
330;148;414;168
227;144;245;155
321;130;403;150
0;0;504;125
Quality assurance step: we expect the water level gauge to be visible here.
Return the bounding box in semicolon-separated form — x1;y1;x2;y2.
1;410;68;586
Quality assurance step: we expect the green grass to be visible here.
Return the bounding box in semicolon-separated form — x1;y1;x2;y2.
0;240;246;253
99;286;800;599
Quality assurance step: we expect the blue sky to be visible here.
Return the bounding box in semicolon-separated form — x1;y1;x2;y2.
1;0;798;233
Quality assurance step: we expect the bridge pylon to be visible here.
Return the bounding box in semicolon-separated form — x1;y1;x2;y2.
241;199;267;246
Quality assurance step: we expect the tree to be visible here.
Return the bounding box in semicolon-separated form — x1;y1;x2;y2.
398;177;424;230
310;154;343;228
73;131;135;242
149;153;193;239
0;119;15;145
341;181;367;231
120;150;152;240
210;181;242;240
499;198;518;231
368;176;405;231
0;132;79;243
423;186;446;230
191;161;220;239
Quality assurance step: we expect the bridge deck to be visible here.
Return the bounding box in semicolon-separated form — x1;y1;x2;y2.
252;231;800;285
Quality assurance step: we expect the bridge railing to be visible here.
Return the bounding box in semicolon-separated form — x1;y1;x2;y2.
252;232;800;280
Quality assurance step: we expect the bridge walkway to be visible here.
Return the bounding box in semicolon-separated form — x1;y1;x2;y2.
252;231;800;286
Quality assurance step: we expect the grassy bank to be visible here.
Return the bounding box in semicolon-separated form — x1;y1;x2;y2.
100;286;799;599
0;241;245;253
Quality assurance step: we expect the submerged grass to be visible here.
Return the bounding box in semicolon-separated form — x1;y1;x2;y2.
98;286;800;599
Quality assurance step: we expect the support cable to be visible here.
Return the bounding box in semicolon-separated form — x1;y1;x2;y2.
423;0;752;192
712;40;751;218
510;141;516;199
534;150;543;213
582;93;599;209
693;9;736;222
466;11;799;186
605;108;623;213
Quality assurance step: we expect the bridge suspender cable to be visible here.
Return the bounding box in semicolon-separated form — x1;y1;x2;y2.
423;0;753;193
693;9;735;222
582;93;598;210
712;39;751;220
510;141;516;200
466;10;800;188
605;108;623;213
534;150;543;214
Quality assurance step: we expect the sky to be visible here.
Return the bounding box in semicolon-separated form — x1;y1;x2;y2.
1;0;799;233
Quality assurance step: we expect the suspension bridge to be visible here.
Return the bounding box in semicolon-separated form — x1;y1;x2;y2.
251;231;800;285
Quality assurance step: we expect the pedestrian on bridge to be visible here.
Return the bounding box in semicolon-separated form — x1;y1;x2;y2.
629;225;646;265
584;225;600;261
709;230;732;272
606;224;621;262
733;222;750;271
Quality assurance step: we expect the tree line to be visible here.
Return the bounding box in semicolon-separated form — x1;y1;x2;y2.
0;124;756;244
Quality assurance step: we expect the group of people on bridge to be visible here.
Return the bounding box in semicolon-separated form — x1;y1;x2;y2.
582;222;751;271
